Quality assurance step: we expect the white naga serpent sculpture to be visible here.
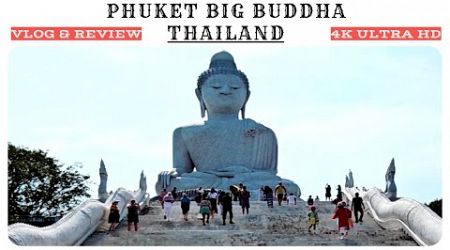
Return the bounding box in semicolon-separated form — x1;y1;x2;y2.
343;187;441;246
8;172;148;246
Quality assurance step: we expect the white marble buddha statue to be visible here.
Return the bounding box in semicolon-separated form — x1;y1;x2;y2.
156;51;300;198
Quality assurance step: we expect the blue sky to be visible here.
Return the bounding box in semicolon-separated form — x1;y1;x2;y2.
8;46;441;203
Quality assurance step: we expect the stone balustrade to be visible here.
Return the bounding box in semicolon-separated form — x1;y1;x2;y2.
344;187;441;246
8;199;106;246
8;186;147;246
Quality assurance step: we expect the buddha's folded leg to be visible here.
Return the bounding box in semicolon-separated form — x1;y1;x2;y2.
160;172;220;192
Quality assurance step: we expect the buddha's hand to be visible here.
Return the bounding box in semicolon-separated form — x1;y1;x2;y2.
204;171;235;178
220;165;253;173
157;170;178;188
204;166;253;177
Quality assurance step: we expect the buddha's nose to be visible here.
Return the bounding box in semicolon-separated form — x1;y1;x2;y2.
220;85;232;95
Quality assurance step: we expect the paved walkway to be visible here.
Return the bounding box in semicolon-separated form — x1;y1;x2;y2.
83;200;417;246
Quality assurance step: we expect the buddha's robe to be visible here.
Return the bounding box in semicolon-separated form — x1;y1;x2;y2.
156;119;300;197
180;118;276;175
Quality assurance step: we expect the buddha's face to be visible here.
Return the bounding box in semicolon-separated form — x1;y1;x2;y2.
201;74;248;115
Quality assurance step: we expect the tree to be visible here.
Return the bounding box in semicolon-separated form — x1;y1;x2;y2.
425;198;442;217
8;143;91;224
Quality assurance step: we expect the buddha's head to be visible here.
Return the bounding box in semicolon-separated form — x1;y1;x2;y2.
196;51;250;119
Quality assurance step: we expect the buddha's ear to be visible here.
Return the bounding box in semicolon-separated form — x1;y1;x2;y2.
195;88;206;118
241;90;251;119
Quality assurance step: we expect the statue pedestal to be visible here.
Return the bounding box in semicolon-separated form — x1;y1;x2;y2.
156;171;301;200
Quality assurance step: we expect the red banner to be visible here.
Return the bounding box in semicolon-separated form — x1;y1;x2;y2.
11;27;142;41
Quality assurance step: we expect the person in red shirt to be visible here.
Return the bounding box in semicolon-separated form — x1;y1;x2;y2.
332;201;352;239
108;201;120;231
158;189;167;208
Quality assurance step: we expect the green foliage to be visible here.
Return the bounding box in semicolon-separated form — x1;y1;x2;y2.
425;198;442;217
8;143;91;223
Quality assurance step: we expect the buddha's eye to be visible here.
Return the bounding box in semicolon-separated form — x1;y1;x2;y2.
212;86;221;89
231;86;240;90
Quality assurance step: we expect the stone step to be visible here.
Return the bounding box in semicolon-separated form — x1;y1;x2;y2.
83;200;417;246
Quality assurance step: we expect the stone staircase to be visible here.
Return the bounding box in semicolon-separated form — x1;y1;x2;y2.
83;200;417;246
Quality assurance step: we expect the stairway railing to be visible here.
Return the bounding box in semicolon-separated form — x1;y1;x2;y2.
8;186;147;246
344;187;441;246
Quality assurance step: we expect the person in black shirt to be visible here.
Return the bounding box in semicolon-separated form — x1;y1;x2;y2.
325;184;332;201
352;192;365;223
307;195;314;206
171;187;178;201
218;190;225;215
127;200;140;231
240;186;250;214
222;192;234;225
263;186;274;208
336;185;342;200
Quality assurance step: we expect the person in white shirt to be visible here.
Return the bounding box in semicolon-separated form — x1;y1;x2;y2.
286;193;297;205
163;192;174;221
207;188;219;219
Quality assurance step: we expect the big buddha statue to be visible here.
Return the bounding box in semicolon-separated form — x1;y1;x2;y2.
156;51;300;198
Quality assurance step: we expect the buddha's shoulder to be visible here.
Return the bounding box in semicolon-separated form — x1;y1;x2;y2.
246;118;273;129
173;123;205;137
244;118;276;135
